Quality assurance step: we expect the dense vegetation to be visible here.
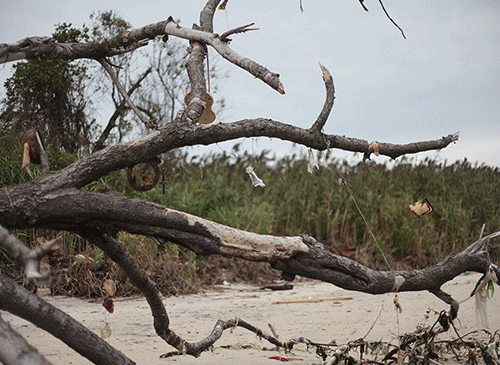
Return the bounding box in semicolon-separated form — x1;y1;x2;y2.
0;24;95;154
1;135;499;296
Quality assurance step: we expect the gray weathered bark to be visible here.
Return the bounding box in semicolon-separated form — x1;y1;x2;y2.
0;313;53;365
0;275;135;364
0;0;492;363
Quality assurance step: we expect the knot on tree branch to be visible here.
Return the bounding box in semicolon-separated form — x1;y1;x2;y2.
299;232;324;249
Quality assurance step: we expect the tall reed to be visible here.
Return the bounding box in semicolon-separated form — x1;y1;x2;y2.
2;138;499;294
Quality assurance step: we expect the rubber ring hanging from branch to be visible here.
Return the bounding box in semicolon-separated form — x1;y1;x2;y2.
127;162;161;191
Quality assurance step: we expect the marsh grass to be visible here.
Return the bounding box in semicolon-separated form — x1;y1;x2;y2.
1;140;499;296
149;150;499;270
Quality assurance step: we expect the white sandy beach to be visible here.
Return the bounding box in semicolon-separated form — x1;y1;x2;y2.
2;272;499;364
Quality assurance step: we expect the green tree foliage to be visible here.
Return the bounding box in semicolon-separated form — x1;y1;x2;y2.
0;11;225;153
0;23;95;154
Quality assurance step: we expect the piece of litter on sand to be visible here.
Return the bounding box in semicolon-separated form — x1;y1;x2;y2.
269;356;303;361
272;296;352;304
261;284;293;291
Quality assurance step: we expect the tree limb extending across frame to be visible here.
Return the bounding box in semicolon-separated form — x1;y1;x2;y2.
0;0;489;363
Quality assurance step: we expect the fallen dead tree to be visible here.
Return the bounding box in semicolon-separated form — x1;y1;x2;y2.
0;1;498;364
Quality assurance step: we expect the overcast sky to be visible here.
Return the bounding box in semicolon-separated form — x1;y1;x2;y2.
1;0;499;167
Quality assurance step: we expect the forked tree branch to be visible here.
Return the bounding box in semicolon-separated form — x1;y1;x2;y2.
97;58;158;129
0;225;61;286
93;66;153;151
220;23;259;42
163;18;285;95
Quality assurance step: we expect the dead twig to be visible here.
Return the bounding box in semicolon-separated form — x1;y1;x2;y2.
220;23;259;42
377;0;406;39
97;58;158;130
310;62;335;133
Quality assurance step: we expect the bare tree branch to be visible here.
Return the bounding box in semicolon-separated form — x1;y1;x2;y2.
93;66;153;151
0;17;284;94
0;35;148;64
357;0;406;39
220;23;259;42
200;0;220;33
97;58;157;130
0;107;461;208
0;313;52;365
377;0;406;39
1;187;498;309
78;230;171;341
164;20;285;94
0;225;61;286
184;30;208;124
310;62;335;132
160;317;296;358
0;275;136;364
0;37;54;63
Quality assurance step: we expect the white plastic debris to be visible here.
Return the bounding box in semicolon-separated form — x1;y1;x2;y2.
245;166;265;187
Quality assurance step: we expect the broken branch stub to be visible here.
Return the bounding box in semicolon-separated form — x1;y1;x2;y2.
0;225;62;286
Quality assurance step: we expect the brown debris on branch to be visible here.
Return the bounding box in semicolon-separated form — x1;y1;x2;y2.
20;128;49;177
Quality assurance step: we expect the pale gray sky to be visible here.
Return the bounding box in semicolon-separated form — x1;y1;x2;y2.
1;0;499;167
